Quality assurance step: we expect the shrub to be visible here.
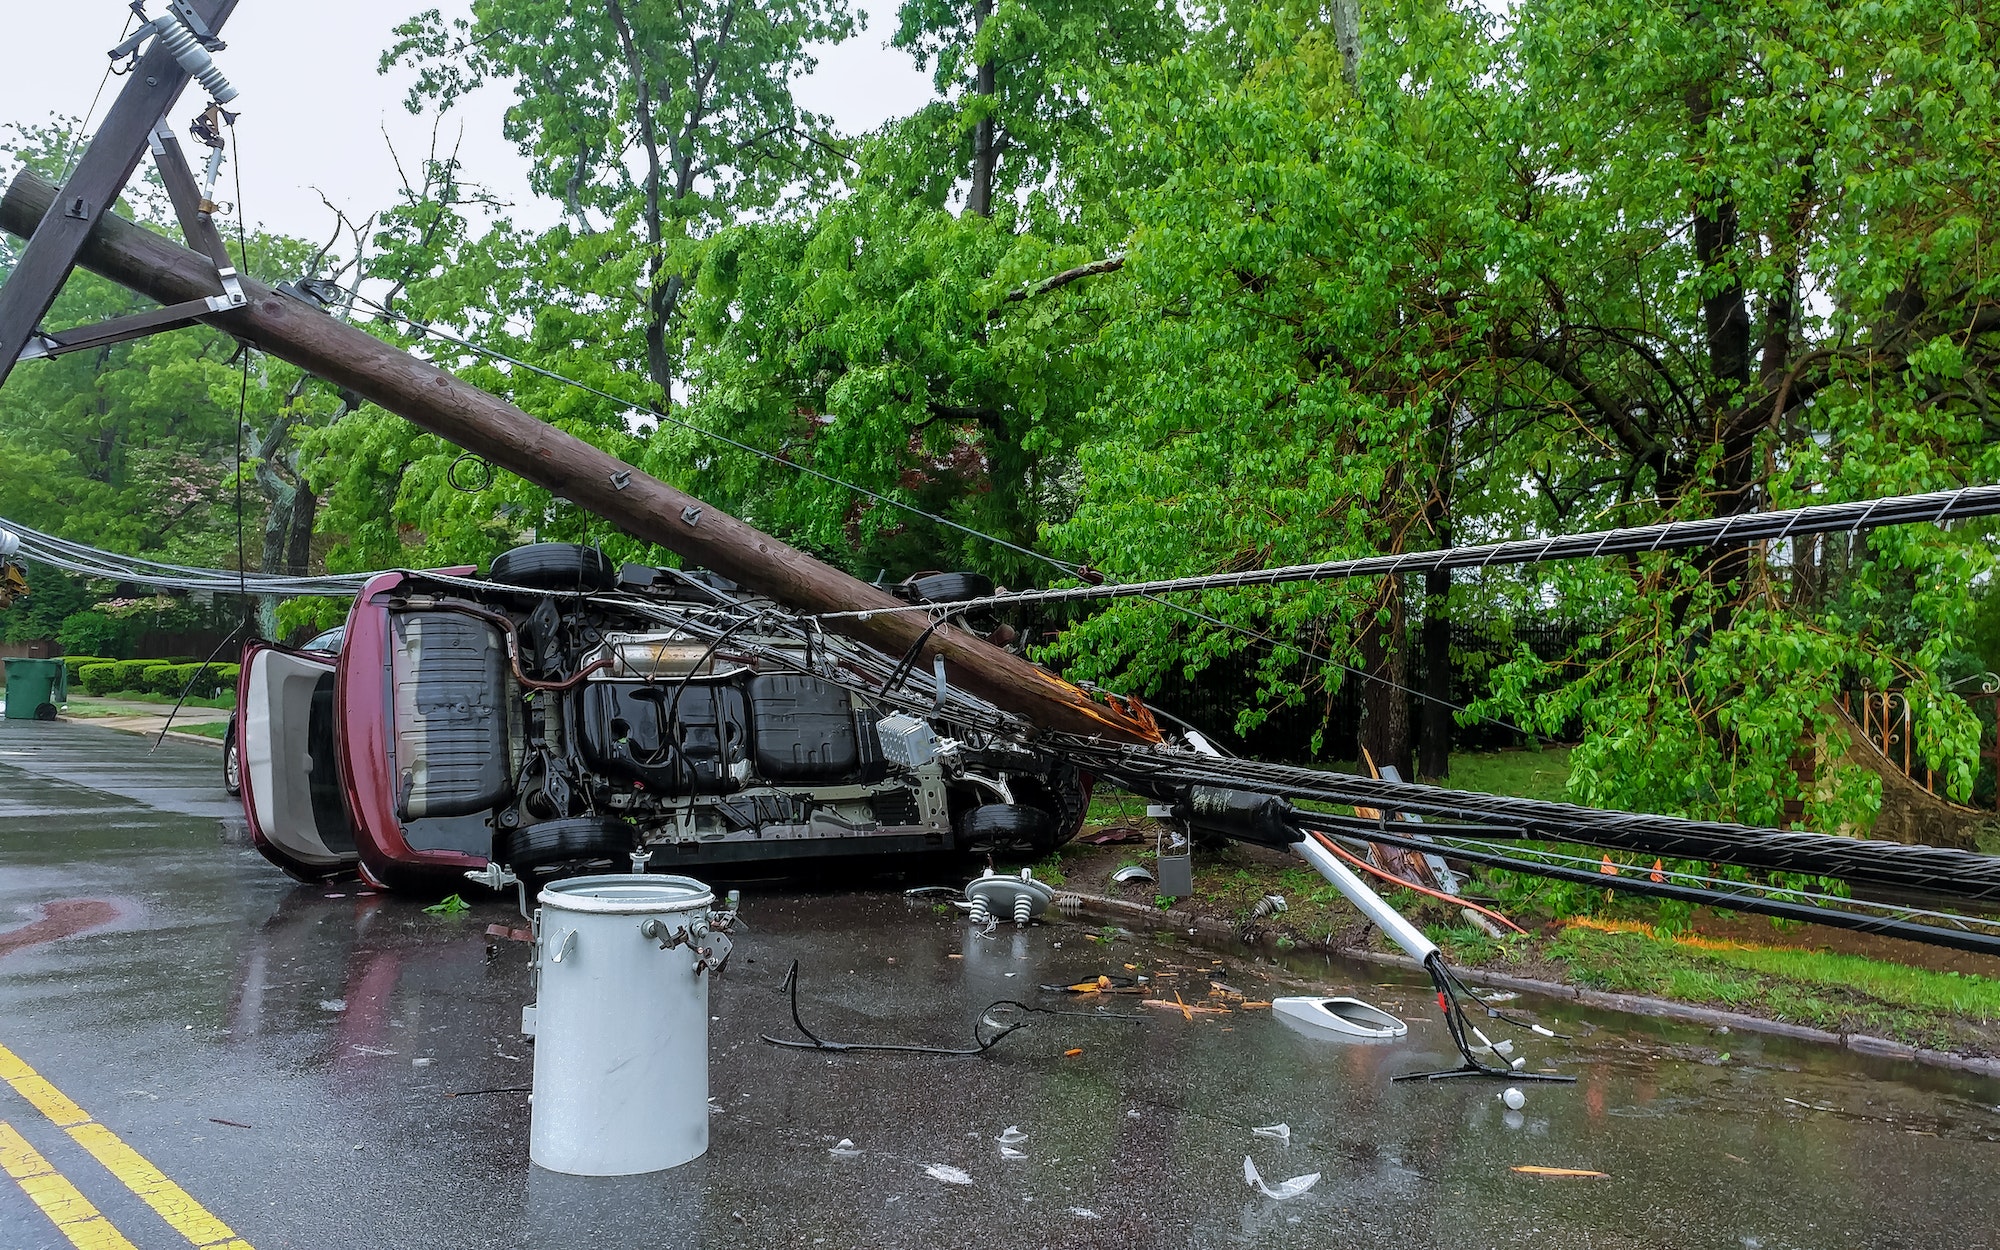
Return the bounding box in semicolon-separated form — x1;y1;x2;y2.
137;663;239;699
143;664;187;696
59;656;109;684
108;660;154;692
77;663;126;696
56;611;131;659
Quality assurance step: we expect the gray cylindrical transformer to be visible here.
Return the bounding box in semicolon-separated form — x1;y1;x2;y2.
529;875;715;1176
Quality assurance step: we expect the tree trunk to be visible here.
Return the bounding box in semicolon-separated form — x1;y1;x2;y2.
1688;78;1757;615
284;480;316;577
1419;565;1451;779
969;0;996;217
1358;581;1412;778
1332;0;1361;86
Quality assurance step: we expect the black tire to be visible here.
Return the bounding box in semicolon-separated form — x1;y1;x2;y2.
497;816;635;874
961;803;1057;858
906;572;994;605
32;703;57;721
489;543;617;592
224;739;242;796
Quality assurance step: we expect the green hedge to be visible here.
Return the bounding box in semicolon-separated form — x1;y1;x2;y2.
60;656;111;683
77;661;142;696
75;659;239;699
145;662;240;698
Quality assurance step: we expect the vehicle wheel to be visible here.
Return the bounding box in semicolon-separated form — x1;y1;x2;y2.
497;816;635;875
224;739;242;796
906;572;994;605
489;543;617;592
961;803;1057;858
32;702;57;721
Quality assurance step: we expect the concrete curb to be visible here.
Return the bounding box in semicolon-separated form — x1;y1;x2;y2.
1058;889;2000;1079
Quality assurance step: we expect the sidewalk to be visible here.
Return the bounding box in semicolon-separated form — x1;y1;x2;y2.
54;695;228;749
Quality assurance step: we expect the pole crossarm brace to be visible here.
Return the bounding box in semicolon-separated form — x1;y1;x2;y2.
0;170;1161;745
0;0;242;389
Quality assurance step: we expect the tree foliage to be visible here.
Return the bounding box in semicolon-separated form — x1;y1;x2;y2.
10;0;2000;837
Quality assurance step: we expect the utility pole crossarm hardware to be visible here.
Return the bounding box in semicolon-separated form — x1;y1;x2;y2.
0;0;240;388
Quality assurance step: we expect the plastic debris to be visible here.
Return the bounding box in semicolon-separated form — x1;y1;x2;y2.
1064;1048;1084;1058
924;1164;974;1185
997;1126;1028;1145
1512;1165;1609;1178
1510;1057;1527;1071
1501;1087;1526;1111
1069;1208;1102;1220
1000;1145;1027;1160
318;999;346;1013
1111;864;1155;885
830;1139;863;1159
1243;1156;1321;1200
1252;1124;1291;1144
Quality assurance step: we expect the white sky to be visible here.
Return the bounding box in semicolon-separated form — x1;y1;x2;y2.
0;1;935;248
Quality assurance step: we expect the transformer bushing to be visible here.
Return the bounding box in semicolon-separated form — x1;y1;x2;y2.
965;868;1055;927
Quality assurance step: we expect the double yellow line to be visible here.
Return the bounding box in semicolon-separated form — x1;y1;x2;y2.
0;1042;251;1249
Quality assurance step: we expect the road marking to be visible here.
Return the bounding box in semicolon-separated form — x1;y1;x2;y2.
0;1120;138;1250
0;1043;252;1249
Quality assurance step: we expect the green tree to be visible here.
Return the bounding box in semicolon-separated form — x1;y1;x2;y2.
385;0;856;404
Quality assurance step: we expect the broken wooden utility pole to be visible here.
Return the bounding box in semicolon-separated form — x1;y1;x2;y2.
0;169;1160;744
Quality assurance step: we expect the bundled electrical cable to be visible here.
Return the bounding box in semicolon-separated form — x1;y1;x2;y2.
1065;740;2000;908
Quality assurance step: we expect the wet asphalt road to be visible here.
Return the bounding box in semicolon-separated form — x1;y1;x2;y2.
2;718;1998;1250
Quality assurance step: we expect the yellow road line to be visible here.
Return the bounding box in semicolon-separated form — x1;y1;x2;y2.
0;1043;252;1249
0;1120;138;1250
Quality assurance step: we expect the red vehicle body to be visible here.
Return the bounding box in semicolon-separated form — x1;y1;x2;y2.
335;569;493;891
236;548;1095;893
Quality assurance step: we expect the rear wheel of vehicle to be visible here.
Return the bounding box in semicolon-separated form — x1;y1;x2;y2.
907;572;994;605
961;803;1057;858
224;739;242;796
497;816;635;876
489;542;617;592
32;703;56;721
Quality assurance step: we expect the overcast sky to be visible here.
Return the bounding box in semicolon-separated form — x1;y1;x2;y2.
0;1;935;248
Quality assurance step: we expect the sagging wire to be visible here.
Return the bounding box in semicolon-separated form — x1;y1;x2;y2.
759;960;1143;1056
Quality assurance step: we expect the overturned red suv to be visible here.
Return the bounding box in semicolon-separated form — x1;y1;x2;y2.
234;544;1093;892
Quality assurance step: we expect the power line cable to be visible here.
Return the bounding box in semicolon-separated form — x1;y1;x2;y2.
1068;741;2000;904
811;485;2000;619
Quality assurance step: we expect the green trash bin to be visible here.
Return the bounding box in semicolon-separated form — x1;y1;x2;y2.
2;658;66;721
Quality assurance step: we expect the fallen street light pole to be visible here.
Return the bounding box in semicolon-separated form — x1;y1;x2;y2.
0;169;1158;744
